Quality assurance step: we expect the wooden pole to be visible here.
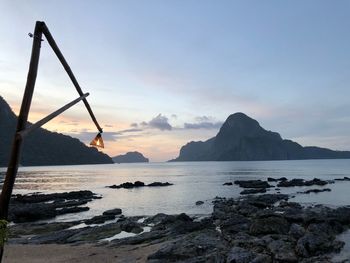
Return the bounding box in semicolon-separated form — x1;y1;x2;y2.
18;93;89;139
0;21;44;261
41;23;103;133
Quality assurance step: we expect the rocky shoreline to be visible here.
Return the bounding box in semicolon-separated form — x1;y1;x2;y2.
6;178;350;262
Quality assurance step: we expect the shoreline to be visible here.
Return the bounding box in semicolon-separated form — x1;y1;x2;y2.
4;177;350;262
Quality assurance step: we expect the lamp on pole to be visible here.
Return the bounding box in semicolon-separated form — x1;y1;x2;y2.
0;21;104;261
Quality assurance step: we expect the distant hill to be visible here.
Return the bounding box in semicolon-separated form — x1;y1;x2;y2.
112;152;149;163
171;112;350;162
0;96;113;167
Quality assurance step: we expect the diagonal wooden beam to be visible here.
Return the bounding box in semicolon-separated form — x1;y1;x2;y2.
18;93;89;139
41;23;103;133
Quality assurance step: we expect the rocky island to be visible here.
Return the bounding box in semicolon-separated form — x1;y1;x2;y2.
112;151;149;163
171;113;350;162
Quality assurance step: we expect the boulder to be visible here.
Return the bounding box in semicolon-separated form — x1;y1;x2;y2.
234;180;271;189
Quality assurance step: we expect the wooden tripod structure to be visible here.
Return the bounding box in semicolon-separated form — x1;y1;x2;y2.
0;21;103;261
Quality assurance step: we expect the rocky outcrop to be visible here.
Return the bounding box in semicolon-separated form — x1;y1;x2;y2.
108;181;173;189
112;151;149;163
171;112;350;161
9;190;100;223
8;192;350;261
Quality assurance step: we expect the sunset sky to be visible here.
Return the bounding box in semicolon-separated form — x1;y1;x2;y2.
1;1;350;162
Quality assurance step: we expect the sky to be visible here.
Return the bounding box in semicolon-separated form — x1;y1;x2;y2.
1;0;350;162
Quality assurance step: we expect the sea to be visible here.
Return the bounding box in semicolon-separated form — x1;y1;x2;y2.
1;159;350;221
1;159;350;260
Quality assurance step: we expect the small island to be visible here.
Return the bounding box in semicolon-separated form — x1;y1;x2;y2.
112;151;149;163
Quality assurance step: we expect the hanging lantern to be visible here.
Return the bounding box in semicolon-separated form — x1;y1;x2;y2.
90;132;104;148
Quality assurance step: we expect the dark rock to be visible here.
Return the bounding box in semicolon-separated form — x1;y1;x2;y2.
12;190;98;204
119;182;134;188
85;214;115;225
148;182;173;187
223;182;233;185
267;239;298;262
147;229;227;262
134;181;145;187
334;176;350;181
9;190;97;223
289;223;305;239
226;247;256;263
120;220;143;234
234;180;271;189
299;188;331;194
267;177;287;182
195;201;204;206
277;178;328;187
9;221;80;238
108;181;173;189
296;232;344;257
267;177;277;182
244;194;289;207
250;216;290;235
103;208;122;216
240;188;267;195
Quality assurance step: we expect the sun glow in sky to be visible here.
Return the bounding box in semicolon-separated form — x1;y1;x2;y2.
1;1;350;161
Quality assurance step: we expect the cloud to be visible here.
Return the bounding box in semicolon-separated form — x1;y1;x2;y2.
104;124;114;128
130;123;138;128
138;114;172;131
148;114;172;131
184;116;223;130
119;128;143;133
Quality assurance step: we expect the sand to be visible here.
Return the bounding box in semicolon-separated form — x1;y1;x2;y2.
3;243;162;263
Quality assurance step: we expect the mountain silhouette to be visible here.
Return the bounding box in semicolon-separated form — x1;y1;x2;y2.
171;112;350;161
0;96;113;166
112;151;149;163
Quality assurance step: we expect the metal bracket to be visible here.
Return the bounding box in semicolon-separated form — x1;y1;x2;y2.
28;33;44;41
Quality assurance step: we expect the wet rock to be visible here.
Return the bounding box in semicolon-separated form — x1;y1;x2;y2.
120;220;143;234
195;201;204;206
134;181;145;187
147;229;227;262
234;180;271;189
299;188;331;194
148;182;173;187
244;194;289;208
267;239;298;262
9;190;97;223
240;188;267;195
9;221;80;238
289;223;305;239
11;190;98;203
296;232;344;257
267;177;287;182
85;214;115;225
277;178;328;187
226;247;256;263
103;208;122;216
250;216;290;235
108;181;173;189
334;176;350;181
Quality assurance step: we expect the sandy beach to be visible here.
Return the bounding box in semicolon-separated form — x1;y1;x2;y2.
3;243;162;263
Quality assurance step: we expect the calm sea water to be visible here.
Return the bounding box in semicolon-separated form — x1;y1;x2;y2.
1;159;350;222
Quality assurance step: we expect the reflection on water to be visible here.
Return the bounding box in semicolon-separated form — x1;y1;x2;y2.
0;160;350;220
